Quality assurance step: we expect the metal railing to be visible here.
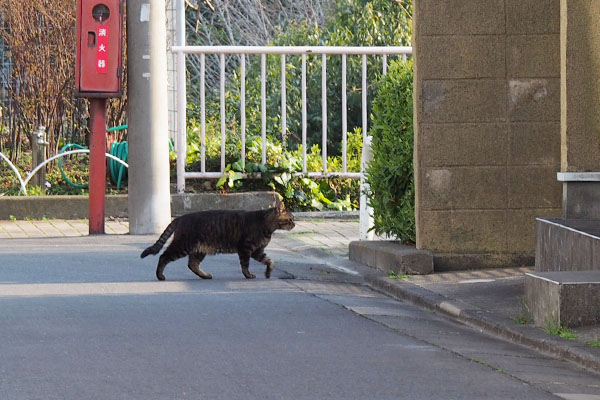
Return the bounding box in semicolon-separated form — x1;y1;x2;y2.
171;45;413;193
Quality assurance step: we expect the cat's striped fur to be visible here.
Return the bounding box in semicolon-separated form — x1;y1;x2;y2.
141;203;295;281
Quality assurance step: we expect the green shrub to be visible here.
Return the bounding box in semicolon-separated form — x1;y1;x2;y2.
366;59;414;243
215;129;362;211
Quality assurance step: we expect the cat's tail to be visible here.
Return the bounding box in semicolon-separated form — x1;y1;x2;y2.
140;219;179;258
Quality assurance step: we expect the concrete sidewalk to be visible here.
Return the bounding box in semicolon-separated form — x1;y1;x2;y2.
1;216;599;375
0;218;129;238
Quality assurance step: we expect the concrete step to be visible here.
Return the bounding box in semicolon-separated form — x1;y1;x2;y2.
536;217;600;272
525;271;600;328
349;241;433;275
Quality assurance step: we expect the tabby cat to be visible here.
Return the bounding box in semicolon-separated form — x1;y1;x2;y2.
140;202;295;281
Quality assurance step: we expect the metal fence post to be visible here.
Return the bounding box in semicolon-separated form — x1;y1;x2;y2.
360;135;374;241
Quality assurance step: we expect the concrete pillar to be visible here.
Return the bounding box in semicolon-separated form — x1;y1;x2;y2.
413;0;561;270
559;0;600;218
127;0;172;234
560;0;600;173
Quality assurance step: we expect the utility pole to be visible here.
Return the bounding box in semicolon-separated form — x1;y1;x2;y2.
127;0;172;234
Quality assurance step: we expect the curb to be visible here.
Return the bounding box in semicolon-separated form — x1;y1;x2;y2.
364;274;600;375
0;192;279;220
0;193;357;221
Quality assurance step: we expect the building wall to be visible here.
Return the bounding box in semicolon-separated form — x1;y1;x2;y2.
413;0;562;270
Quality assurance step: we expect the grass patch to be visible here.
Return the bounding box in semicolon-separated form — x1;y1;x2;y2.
544;325;577;340
387;270;410;280
289;231;316;237
586;340;600;348
510;315;531;325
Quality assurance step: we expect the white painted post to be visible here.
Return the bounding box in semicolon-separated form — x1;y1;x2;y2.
281;54;287;147
175;0;187;193
301;53;307;174
176;49;186;192
200;53;206;173
261;53;267;165
360;135;374;240
360;54;374;240
362;54;367;140
220;53;226;172
342;53;347;173
240;54;246;170
322;53;327;173
175;0;186;193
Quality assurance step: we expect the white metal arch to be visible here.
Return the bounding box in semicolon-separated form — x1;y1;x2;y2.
23;149;129;189
0;152;28;195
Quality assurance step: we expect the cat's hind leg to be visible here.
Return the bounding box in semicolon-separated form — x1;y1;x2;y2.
251;248;274;278
188;253;212;279
156;245;187;281
237;251;256;279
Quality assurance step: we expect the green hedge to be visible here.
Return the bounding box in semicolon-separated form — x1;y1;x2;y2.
366;59;414;243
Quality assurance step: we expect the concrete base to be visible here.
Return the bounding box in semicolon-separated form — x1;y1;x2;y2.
349;241;433;275
536;218;600;272
525;271;600;328
0;192;279;220
558;173;600;219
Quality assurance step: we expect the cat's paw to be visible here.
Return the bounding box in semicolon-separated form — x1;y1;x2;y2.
156;273;166;281
241;267;256;279
265;268;272;279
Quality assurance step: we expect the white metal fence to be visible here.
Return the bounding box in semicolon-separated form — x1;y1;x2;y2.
171;45;413;193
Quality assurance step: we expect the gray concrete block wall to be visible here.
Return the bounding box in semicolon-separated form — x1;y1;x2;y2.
414;0;562;270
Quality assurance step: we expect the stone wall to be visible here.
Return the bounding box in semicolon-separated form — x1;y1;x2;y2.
413;0;562;270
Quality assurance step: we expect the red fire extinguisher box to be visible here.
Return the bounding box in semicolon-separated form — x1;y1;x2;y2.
75;0;124;98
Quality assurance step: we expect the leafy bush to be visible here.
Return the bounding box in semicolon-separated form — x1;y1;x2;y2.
366;59;414;243
215;129;362;211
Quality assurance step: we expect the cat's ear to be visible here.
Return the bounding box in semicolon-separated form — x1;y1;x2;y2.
276;201;286;213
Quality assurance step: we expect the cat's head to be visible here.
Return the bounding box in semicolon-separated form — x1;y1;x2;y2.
271;202;295;231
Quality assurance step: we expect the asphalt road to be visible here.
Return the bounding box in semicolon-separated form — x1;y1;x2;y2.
0;235;598;399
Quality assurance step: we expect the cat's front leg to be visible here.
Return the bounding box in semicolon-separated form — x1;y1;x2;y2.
237;252;256;279
188;253;212;279
251;248;274;278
